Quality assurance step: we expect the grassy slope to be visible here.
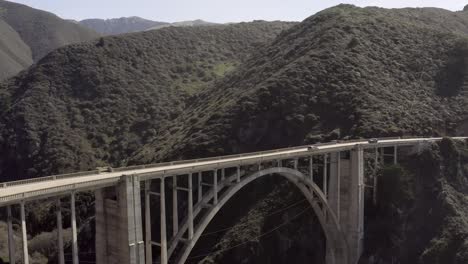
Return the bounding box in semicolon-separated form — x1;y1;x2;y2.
0;21;295;181
132;5;468;164
0;18;33;79
0;0;100;61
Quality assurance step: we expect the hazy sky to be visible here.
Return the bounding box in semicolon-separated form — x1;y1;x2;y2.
7;0;468;22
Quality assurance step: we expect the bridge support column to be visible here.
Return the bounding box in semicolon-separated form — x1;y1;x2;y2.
188;173;194;240
160;178;168;264
145;181;152;264
20;201;29;264
328;152;341;221
173;176;179;237
7;205;15;264
309;156;314;182
56;199;65;264
323;154;328;198
95;175;145;264
71;192;79;264
344;146;365;264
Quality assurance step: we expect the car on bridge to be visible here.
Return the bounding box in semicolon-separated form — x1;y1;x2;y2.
368;138;379;144
308;146;319;151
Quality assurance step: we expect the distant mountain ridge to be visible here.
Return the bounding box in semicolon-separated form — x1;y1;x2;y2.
0;0;99;80
79;16;169;35
0;18;33;80
79;17;219;35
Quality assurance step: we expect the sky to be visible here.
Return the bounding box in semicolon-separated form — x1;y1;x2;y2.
7;0;468;23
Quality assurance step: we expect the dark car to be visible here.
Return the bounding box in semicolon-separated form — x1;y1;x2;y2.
368;138;379;144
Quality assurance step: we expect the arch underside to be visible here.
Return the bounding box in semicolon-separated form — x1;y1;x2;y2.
166;167;349;264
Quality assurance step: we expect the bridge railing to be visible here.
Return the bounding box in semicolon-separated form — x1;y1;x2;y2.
0;170;100;188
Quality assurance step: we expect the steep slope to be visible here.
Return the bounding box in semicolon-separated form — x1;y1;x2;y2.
364;138;468;264
132;5;468;164
0;21;295;181
0;0;99;61
79;16;169;35
0;18;33;79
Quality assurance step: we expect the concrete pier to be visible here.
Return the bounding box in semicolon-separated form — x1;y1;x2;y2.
95;175;145;264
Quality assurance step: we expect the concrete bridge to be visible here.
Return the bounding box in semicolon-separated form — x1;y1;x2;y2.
0;137;464;264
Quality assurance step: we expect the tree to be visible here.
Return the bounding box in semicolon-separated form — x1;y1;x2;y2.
464;5;468;11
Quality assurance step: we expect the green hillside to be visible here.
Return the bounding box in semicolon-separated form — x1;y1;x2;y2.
0;18;33;79
132;5;468;163
0;0;99;61
0;21;295;181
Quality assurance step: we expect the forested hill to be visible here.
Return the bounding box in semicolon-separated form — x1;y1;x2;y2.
0;21;295;181
132;5;468;163
0;0;100;79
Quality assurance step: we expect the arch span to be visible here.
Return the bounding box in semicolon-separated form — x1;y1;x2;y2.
174;167;349;264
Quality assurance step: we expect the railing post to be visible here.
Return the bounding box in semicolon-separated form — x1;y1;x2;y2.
221;168;225;181
188;173;194;240
394;145;398;165
277;159;282;167
160;178;168;264
57;199;65;264
236;166;241;183
172;176;178;237
213;170;218;205
20;201;29;264
71;192;79;264
293;158;298;170
7;205;15;264
145;180;152;264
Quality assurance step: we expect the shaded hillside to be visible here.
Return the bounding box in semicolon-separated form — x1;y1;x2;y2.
364;138;468;264
0;18;33;79
132;5;468;164
0;21;295;181
79;16;169;35
0;0;99;61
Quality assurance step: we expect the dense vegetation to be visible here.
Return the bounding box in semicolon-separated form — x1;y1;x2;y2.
79;16;169;35
0;21;295;181
364;138;468;264
131;5;468;164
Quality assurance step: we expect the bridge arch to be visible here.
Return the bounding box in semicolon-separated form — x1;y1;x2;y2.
174;167;349;264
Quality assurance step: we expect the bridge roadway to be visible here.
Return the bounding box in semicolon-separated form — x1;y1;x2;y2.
1;137;465;206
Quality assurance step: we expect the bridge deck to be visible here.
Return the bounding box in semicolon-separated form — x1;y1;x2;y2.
0;137;463;205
